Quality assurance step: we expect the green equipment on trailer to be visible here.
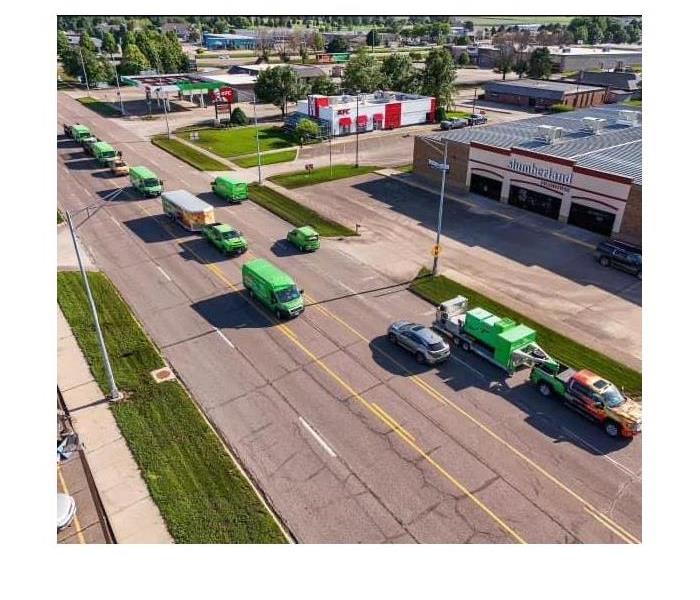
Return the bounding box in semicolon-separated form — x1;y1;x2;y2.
432;296;557;373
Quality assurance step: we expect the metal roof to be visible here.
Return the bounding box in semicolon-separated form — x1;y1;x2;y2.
423;105;642;184
162;190;213;213
484;78;604;101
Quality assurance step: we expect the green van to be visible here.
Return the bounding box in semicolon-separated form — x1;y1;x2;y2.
287;226;320;252
211;176;248;203
242;258;305;319
130;166;163;197
92;141;119;166
70;124;93;141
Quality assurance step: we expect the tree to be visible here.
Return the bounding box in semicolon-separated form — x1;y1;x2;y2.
62;46;109;87
310;74;338;95
295;118;320;145
366;29;380;48
527;47;552;79
79;31;97;53
230;107;248;126
494;45;515;80
422;47;456;111
311;31;325;51
514;57;529;78
102;31;119;55
342;48;384;92
381;52;420;93
57;30;70;59
457;52;470;66
254;65;306;117
326;37;349;53
119;43;149;75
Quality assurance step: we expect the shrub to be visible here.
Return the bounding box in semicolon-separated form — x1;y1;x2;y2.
230;106;249;125
550;103;574;113
436;106;447;121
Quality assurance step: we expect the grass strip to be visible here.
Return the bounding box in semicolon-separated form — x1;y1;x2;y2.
57;209;64;224
624;99;642;107
409;268;642;396
269;164;379;189
177;125;295;158
395;164;414;173
446;111;473;119
57;271;287;543
77;96;122;117
152;135;230;171
233;149;297;168
248;183;356;237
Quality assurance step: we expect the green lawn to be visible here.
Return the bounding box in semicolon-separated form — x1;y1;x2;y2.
446;111;473;119
248;184;357;237
624;99;642;107
396;164;414;173
152;135;230;171
268;164;379;189
77;96;122;117
233;149;297;168
464;16;574;26
409;269;642;397
57;271;287;544
178;126;295;158
57;209;64;224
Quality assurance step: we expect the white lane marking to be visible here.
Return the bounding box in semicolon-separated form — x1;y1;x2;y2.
156;265;172;281
109;215;123;229
337;281;358;295
215;328;235;350
449;354;487;380
299;417;337;458
560;426;641;480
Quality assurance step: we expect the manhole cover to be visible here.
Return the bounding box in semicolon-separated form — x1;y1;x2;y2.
150;367;175;383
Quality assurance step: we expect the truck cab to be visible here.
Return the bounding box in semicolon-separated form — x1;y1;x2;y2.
242;258;304;320
211;176;248;203
130;166;163;197
201;222;248;255
531;365;642;438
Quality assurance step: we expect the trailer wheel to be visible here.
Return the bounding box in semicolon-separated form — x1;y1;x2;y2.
604;420;620;438
538;382;552;397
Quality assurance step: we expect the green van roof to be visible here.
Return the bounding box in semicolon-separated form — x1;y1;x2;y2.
296;226;319;237
215;175;245;186
93;141;115;152
130;166;157;178
72;124;90;134
243;258;295;289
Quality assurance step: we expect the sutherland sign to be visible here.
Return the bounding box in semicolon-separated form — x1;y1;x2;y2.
509;158;573;185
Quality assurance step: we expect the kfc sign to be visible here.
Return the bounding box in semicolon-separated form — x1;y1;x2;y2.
210;87;235;104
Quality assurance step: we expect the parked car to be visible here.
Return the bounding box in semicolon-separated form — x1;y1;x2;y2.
387;321;451;365
287;226;320;252
57;493;76;530
440;118;467;130
595;239;642;279
201;222;248;255
469;114;488;126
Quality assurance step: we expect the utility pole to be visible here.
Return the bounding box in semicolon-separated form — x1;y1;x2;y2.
66;210;121;402
155;59;171;137
108;55;125;115
428;141;449;276
472;87;477;115
253;92;262;184
355;92;360;167
328;121;333;175
77;46;91;97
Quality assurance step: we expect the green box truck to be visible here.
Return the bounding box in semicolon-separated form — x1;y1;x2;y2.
92;141;119;166
211;176;248;203
242;258;305;319
129;166;163;197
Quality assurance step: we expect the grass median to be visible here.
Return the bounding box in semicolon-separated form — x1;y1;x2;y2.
177;125;295;158
57;271;288;543
152;135;230;171
248;183;357;237
409;268;642;396
268;164;379;189
233;149;297;168
77;96;122;117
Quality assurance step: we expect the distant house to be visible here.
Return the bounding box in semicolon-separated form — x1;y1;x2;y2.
66;34;102;51
562;70;641;101
483;78;608;110
161;22;192;40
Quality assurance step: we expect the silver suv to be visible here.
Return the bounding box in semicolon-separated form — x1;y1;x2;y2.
387;321;451;365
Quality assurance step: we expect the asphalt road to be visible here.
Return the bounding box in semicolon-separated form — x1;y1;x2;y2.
57;92;642;544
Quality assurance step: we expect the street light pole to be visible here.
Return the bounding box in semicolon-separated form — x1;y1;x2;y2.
253;92;262;184
428;141;449;276
77;46;91;97
355;93;360;168
66;210;121;402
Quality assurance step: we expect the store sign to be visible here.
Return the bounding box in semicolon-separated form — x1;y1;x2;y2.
337;108;351;115
210;87;234;104
509;158;573;185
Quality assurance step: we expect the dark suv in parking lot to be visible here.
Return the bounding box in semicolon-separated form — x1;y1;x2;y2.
595;239;642;279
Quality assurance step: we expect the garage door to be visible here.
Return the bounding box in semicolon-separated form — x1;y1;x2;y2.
508;186;562;220
567;203;615;236
470;174;502;201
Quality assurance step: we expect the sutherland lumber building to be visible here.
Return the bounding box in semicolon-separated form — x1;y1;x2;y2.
413;105;642;242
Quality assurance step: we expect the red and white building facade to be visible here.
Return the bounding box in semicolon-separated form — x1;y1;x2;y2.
297;92;436;136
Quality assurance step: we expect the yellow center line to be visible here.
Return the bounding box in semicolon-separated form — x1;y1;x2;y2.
303;287;640;544
371;403;416;441
584;507;637;544
57;465;85;544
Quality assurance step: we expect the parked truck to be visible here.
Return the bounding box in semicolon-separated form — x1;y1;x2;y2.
211;175;248;203
242;258;305;319
530;364;642;438
68;124;93;142
110;156;129;176
432;296;556;374
161;190;215;232
129;166;163;197
91;141;119;166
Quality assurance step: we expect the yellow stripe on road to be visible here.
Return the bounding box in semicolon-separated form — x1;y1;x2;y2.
371;403;416;441
57;465;85;544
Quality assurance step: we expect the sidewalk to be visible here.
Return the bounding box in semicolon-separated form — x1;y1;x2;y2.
57;224;172;544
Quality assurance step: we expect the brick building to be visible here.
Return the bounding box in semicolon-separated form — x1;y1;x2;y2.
413;105;642;243
483;79;608;110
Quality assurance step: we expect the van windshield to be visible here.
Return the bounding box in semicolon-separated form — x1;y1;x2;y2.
602;384;625;408
222;230;241;239
275;286;301;303
144;178;160;187
103;151;116;158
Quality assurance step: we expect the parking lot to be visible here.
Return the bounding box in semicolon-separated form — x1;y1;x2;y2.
287;172;642;369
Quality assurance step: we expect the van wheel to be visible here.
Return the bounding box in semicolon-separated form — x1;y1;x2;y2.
538;382;552;397
604;420;620;438
275;309;283;320
462;341;471;352
599;256;610;267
